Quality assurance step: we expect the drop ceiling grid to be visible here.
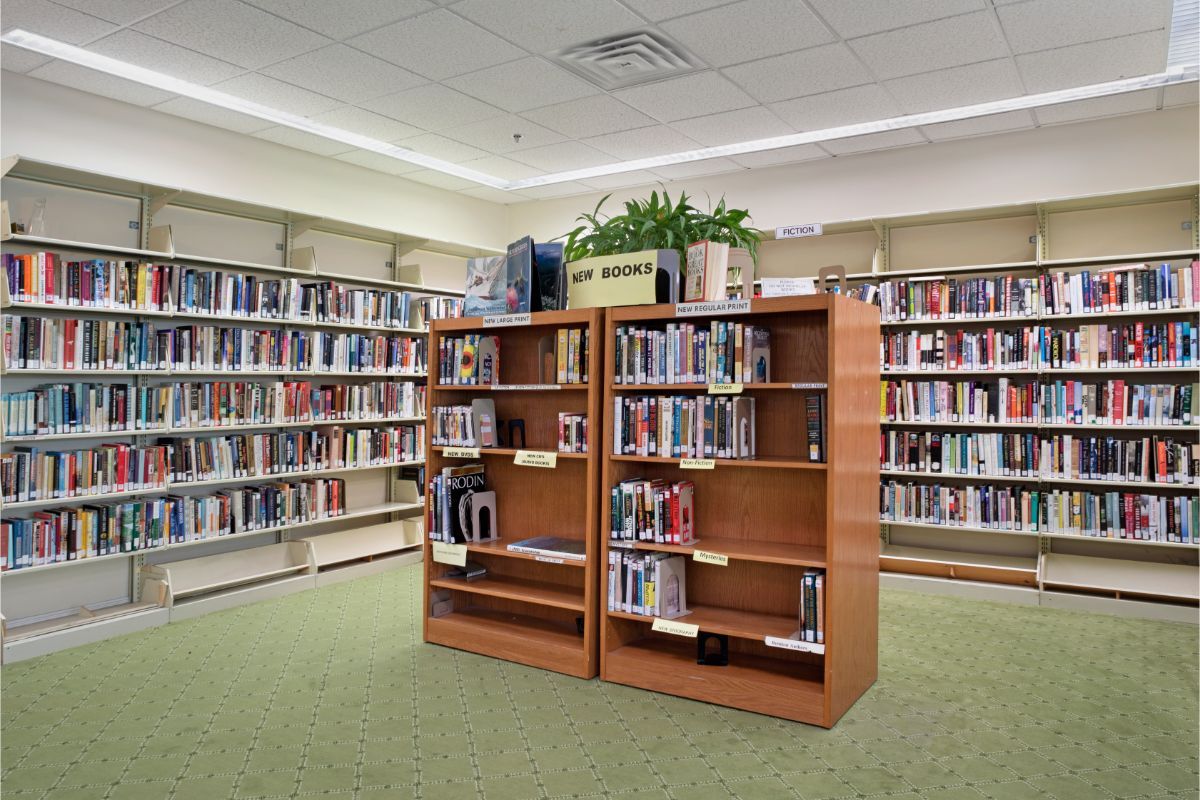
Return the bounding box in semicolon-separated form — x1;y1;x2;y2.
0;0;1187;197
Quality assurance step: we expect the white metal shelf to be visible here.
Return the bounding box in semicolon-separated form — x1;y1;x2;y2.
883;365;1196;377
2;368;427;378
881;420;1198;432
881;469;1196;491
1040;552;1199;601
1039;249;1200;268
881;518;1199;549
880;420;1039;428
880;468;1035;483
1;416;425;444
881;544;1039;573
881;305;1197;326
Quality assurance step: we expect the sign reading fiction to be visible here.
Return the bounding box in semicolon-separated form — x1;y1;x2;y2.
483;313;531;327
514;450;558;468
566;250;662;308
652;617;699;637
442;447;480;459
676;299;751;317
432;542;467;566
708;382;742;395
775;223;823;239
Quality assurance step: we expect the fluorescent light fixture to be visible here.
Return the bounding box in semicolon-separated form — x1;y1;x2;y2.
3;27;1197;192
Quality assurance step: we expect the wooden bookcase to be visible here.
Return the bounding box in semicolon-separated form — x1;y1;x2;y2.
423;308;603;679
600;294;880;727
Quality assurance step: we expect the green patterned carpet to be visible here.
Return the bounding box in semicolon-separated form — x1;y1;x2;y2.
2;564;1196;800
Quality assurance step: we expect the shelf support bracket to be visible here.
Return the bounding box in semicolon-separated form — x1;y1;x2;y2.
397;239;429;259
132;554;146;602
871;221;889;274
148;190;181;217
290;216;322;238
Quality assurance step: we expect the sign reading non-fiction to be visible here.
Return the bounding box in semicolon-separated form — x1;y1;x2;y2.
680;458;716;470
775;223;823;239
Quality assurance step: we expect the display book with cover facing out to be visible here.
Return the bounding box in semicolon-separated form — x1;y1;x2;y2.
427;462;496;543
463;238;566;316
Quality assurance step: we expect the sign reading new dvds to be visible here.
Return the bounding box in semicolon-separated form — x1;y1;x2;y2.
565;249;666;308
442;447;480;458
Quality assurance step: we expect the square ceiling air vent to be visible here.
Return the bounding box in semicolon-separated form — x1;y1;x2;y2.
551;29;704;91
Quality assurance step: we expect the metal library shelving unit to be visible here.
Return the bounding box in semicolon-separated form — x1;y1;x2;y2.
0;157;491;661
751;183;1199;622
600;294;880;727
422;308;604;679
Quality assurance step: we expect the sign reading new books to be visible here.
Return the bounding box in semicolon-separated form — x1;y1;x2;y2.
565;249;680;308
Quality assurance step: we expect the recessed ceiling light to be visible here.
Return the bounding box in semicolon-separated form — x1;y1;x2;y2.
3;28;1197;192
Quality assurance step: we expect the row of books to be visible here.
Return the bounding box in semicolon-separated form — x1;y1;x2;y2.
609;479;696;544
0;477;346;570
558;413;589;454
882;430;1198;485
879;322;1196;371
612;395;759;459
880;481;1198;543
882;379;1198;426
418;296;463;322
799;569;826;645
613;322;771;385
4;316;427;373
873;262;1199;322
437;334;499;385
607;551;688;618
430;402;495;448
3;254;431;328
2;380;426;437
427;463;489;543
2;424;422;503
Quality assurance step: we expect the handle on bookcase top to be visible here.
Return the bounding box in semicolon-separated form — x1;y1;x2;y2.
818;265;846;293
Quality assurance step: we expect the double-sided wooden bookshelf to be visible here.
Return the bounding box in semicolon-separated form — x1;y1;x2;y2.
423;308;603;679
600;294;880;727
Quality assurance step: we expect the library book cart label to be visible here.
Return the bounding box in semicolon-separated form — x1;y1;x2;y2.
432;542;467;566
652;618;699;637
680;458;716;470
676;299;751;317
514;450;558;468
443;447;481;459
708;382;743;395
693;549;729;567
483;313;531;327
765;636;825;655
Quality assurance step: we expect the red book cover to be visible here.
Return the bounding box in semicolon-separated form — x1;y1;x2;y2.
930;281;941;319
1123;494;1134;537
1156;439;1167;482
1134;321;1144;366
1113;381;1125;424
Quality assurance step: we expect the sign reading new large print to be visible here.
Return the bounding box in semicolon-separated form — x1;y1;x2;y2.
565;249;677;308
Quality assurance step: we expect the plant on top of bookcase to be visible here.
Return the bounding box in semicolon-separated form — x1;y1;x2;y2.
558;190;762;266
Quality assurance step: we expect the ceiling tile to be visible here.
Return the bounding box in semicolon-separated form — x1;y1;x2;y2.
997;0;1172;55
2;43;51;73
444;58;599;113
621;0;734;22
27;59;176;105
134;0;332;69
518;181;601;200
920;109;1035;140
769;84;901;131
1034;88;1159;125
87;30;245;85
584;126;702;160
822;128;925;155
848;11;1008;80
1015;31;1167;92
441;115;566;154
452;0;644;52
652;157;742;180
243;0;434;41
805;0;984;39
252;126;356;155
661;0;833;68
309;106;424;141
334;149;424;175
457;155;544;180
729;143;827;168
261;45;425;105
402;170;478;190
212;73;342;116
151;96;275;133
1163;82;1200;107
53;0;179;25
671;106;794;146
347;9;524;80
461;185;528;203
509;141;614;172
583;170;663;189
521;95;656;138
1;0;118;43
722;43;872;104
614;71;756;122
884;58;1025;114
396;133;489;163
361;84;505;130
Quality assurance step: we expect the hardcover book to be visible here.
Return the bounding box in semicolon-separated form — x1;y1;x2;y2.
533;242;566;311
445;463;486;544
506;236;535;313
463;255;507;317
476;335;500;385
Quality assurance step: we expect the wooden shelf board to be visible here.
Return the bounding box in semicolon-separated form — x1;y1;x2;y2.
426;608;587;677
431;383;589;392
428;574;585;612
608;604;800;641
430;446;587;460
610;454;826;470
625;537;827;567
610;382;825;392
429;607;583;652
881;544;1038;573
1041;553;1200;600
463;539;587;567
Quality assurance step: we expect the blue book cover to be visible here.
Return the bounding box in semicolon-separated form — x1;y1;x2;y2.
505;236;534;313
533;242;566;311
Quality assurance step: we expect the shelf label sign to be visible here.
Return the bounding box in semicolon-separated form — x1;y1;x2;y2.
760;277;816;297
442;447;480;459
432;542;467;566
791;382;828;389
764;635;825;654
708;382;742;395
676;299;751;317
680;458;716;470
775;223;823;239
483;313;531;327
693;550;728;567
493;384;561;391
652;617;699;637
534;555;564;564
515;450;558;468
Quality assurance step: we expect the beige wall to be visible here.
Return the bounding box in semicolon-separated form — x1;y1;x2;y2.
507;106;1200;245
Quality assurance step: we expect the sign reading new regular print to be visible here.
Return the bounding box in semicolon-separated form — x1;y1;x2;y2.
566;249;673;309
